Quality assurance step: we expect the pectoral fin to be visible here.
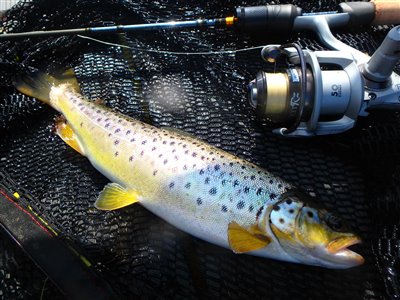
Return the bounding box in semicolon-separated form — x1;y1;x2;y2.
228;221;271;254
55;116;85;156
95;183;140;210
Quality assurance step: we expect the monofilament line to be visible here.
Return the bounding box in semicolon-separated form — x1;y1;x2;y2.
77;35;265;55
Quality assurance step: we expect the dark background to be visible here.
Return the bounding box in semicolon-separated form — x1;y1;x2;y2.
0;0;399;299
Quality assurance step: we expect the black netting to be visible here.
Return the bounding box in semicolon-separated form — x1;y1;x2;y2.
0;0;399;299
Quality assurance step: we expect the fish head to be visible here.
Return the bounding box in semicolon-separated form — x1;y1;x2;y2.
267;191;364;269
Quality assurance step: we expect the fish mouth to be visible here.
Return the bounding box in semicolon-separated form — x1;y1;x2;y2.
326;235;365;266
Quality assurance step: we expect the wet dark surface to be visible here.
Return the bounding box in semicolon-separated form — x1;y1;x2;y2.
0;0;399;299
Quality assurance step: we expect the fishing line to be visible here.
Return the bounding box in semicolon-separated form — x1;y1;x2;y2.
77;34;265;55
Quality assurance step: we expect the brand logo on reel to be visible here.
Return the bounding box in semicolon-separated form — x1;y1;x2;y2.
331;84;342;97
290;92;300;115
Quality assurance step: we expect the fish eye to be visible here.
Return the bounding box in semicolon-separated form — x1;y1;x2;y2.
324;213;343;231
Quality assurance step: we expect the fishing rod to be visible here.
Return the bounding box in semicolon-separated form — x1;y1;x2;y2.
0;1;398;40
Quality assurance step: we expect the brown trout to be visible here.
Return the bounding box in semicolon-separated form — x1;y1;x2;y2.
15;71;364;268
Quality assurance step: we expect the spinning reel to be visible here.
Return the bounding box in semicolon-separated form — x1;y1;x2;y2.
249;25;400;137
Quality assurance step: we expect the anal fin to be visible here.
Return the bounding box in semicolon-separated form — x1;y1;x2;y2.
55;116;85;156
95;183;140;210
228;221;271;254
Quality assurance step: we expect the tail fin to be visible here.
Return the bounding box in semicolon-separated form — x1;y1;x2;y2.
14;69;80;106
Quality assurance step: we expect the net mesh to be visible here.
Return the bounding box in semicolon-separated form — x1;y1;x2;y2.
0;0;399;299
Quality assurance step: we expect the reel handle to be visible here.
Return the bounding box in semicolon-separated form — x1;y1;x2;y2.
362;25;400;87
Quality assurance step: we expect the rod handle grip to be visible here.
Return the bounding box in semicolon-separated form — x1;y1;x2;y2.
371;0;400;25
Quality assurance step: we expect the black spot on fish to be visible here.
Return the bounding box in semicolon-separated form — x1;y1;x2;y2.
118;119;122;123
289;209;294;214
126;130;131;135
130;138;135;142
220;155;224;159
278;184;283;189
169;182;175;189
268;179;273;184
163;159;168;165
229;162;234;167
209;151;213;155
151;147;156;151
229;172;233;176
80;122;83;127
174;155;178;160
192;152;197;157
307;211;314;218
185;182;191;189
241;166;246;170
273;205;280;211
270;193;277;200
256;188;263;196
170;141;175;145
205;177;210;184
129;156;134;162
153;170;158;176
221;205;228;213
199;169;204;175
142;140;147;145
221;179;226;186
237;201;245;209
244;176;248;180
108;133;112;137
153;138;157;142
286;199;292;205
97;118;102;122
114;140;119;145
201;156;205;160
244;187;250;194
233;180;239;187
183;165;188;170
201;147;205;151
185;150;189;154
256;207;263;220
196;198;203;205
140;150;144;156
115;128;120;133
209;187;217;195
114;151;119;157
163;141;167;145
279;218;285;224
249;205;254;212
105;118;109;122
250;175;256;180
158;154;163;158
183;144;187;148
172;149;176;153
214;165;220;171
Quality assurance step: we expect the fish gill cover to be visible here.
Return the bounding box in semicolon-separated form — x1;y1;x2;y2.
0;0;399;299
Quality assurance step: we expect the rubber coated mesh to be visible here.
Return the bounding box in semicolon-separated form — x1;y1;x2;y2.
0;0;399;299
